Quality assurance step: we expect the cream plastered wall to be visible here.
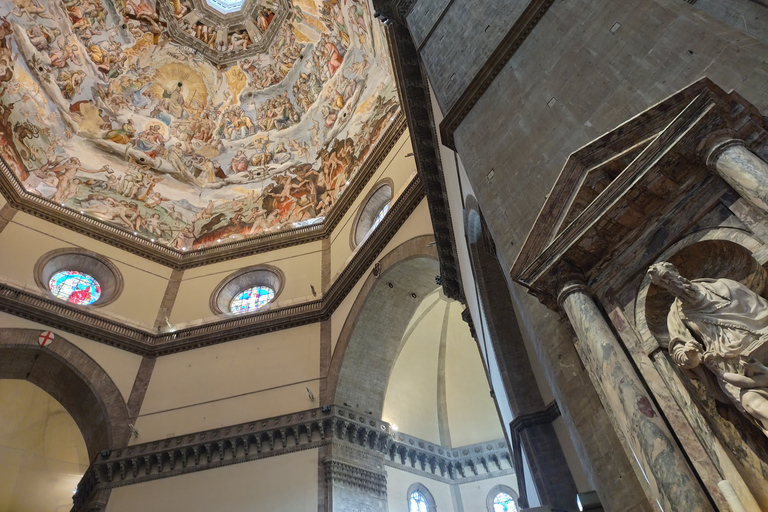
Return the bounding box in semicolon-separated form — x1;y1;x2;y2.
169;241;322;325
0;212;171;329
0;194;6;209
135;323;320;441
383;291;503;448
0;312;142;402
0;380;89;512
331;198;434;355
107;447;318;512
383;289;443;444
330;130;418;280
386;466;455;512
458;474;519;511
444;300;504;447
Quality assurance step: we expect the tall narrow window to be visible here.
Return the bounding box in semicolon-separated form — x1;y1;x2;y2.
409;491;429;512
493;492;516;512
351;180;393;248
486;485;519;512
407;484;435;512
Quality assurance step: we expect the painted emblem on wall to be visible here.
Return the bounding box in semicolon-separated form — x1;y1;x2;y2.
0;0;398;252
38;330;55;346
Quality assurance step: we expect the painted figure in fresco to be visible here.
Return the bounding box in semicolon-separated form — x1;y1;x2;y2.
229;150;248;175
133;124;167;158
168;0;188;19
36;157;107;203
648;261;768;437
104;119;136;144
10;0;53;21
256;7;274;33
162;82;187;119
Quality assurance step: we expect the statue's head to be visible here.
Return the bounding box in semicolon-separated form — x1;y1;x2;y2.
648;262;695;301
669;338;703;370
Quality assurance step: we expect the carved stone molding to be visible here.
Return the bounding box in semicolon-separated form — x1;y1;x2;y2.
72;406;513;511
0;175;426;356
383;20;463;301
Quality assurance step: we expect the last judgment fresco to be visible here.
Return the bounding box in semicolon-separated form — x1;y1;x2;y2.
0;0;398;251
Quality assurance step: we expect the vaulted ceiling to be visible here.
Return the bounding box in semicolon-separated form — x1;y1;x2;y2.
0;0;398;263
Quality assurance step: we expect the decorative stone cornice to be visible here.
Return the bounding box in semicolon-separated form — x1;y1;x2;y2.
0;115;406;271
72;406;513;511
0;174;426;356
386;431;513;484
384;21;463;301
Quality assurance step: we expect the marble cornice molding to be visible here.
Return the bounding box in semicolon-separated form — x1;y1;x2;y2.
385;20;463;301
0;114;406;270
72;405;513;511
437;0;555;150
0;175;426;356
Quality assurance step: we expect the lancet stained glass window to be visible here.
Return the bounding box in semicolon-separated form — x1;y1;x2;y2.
229;285;275;314
49;271;101;305
493;492;516;512
409;491;429;512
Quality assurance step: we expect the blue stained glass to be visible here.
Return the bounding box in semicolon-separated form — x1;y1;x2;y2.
49;271;101;305
409;491;429;512
229;285;275;314
493;492;516;512
371;203;389;231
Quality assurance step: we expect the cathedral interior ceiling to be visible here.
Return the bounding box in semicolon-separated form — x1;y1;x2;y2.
0;0;398;261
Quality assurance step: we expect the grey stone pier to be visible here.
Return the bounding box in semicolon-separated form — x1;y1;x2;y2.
708;140;768;213
557;281;714;512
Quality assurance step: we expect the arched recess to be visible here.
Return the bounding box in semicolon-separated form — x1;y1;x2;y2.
464;196;577;510
0;328;130;460
328;235;439;415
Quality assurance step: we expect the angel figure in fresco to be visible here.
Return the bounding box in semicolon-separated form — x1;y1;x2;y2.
648;261;768;437
10;0;53;21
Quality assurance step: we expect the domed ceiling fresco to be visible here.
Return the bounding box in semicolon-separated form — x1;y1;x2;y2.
0;0;398;252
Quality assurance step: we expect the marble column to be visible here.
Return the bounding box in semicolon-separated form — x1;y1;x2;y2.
558;281;714;512
708;140;768;213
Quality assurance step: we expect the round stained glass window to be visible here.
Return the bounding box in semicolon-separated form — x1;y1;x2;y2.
49;271;102;305
229;285;275;314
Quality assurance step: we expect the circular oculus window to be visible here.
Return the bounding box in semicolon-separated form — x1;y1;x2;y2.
49;270;102;305
210;265;284;316
229;285;275;314
35;249;123;307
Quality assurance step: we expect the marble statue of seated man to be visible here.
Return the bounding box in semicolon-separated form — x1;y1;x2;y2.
648;261;768;436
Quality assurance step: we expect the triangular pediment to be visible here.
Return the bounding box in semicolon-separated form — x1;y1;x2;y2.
511;78;767;304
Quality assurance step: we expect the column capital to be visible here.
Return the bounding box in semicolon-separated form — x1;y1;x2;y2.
556;279;588;310
705;137;746;169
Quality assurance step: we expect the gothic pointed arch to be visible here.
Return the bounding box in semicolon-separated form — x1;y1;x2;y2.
0;328;131;459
